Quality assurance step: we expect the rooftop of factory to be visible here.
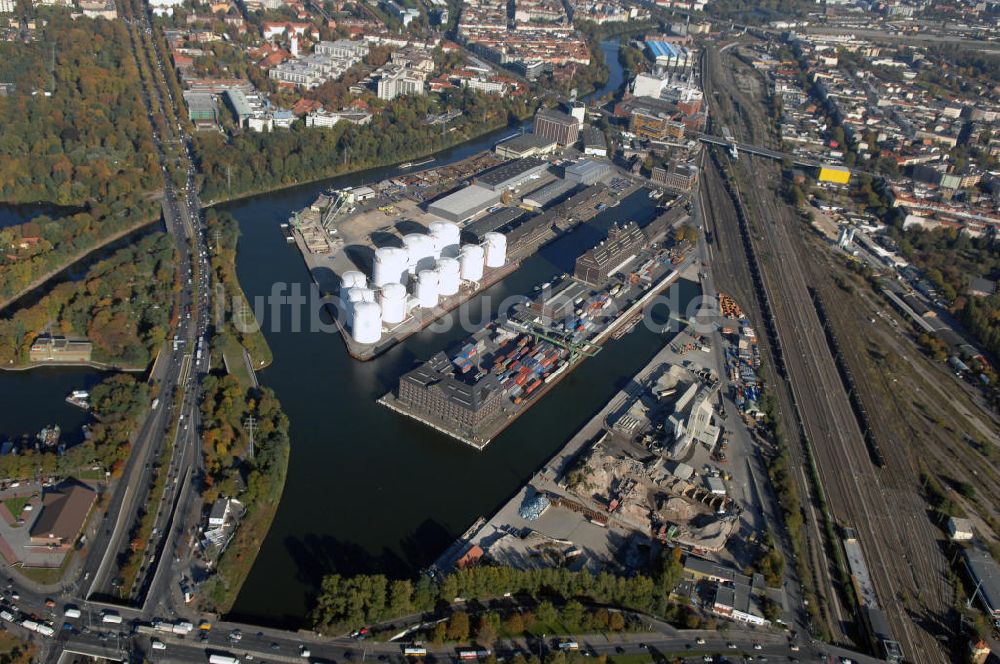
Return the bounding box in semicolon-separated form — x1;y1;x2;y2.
475;156;549;189
428;184;501;218
522;178;578;208
582;125;607;149
464;206;527;240
224;89;252;117
645;40;687;59
496;133;558;154
402;351;502;412
565;159;609;182
535;107;578;126
963;544;1000;615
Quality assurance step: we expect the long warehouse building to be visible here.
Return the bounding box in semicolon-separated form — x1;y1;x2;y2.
427;184;502;223
574;221;647;286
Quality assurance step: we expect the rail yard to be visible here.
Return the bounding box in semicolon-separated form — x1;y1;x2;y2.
701;42;956;662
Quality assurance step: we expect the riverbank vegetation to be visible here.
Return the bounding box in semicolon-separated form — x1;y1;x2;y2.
194;88;536;203
0;373;149;481
0;15;160;301
204;209;272;369
195;213;287;613
312;551;698;635
0;233;177;367
196;375;290;613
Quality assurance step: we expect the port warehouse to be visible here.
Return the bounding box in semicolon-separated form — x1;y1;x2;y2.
382;205;689;447
426;157;549;223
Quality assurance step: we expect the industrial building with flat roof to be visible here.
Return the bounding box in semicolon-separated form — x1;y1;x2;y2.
397;351;505;433
574;221;647;285
963;544;1000;619
565;159;610;185
474;156;549;192
581;125;607;156
495;133;558;159
534;108;580;146
427;184;502;223
522;178;578;209
464;207;526;242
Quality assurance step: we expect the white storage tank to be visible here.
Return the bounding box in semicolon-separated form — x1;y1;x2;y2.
373;246;409;288
459;244;485;282
483;232;507;268
351;301;382;344
340;271;367;302
415;269;440;309
403;233;436;274
347;287;376;303
379;282;407;324
437;257;461;296
430;221;462;258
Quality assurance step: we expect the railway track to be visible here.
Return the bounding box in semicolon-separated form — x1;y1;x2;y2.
702;45;953;662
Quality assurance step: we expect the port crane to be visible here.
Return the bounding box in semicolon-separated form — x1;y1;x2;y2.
510;320;602;361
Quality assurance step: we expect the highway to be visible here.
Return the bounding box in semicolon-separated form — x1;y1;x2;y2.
700;43;952;662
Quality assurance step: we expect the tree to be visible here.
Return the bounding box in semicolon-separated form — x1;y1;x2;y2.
536;601;558;628
446;612;470;642
608;612;625;631
504;612;525;635
476;615;497;645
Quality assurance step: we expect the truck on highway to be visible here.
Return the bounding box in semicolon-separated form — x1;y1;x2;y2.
557;641;579;651
457;649;492;660
403;646;428;657
208;654;241;664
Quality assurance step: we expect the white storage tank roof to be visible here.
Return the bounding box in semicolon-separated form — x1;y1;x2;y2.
436;257;461;296
379;282;407;324
415;269;440;309
402;233;436;274
351;301;382;344
483;232;507;268
373;246;409;288
340;271;367;302
347;287;376;303
459;244;485;282
430;221;462;258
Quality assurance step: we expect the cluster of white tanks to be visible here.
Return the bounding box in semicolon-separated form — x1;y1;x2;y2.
343;223;507;345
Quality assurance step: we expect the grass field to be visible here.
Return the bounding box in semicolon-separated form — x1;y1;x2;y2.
2;497;29;519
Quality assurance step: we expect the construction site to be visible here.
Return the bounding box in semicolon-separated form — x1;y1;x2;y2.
427;284;774;583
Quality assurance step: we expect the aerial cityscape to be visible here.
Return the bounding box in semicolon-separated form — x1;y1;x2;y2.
0;0;998;661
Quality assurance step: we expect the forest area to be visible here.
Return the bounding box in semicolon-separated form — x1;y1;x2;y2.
0;15;160;300
0;373;149;481
193;88;536;203
0;232;177;367
311;554;694;635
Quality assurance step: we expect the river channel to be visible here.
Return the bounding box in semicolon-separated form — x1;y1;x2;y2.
0;39;700;626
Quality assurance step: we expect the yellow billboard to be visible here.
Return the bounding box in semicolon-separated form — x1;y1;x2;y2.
818;166;851;184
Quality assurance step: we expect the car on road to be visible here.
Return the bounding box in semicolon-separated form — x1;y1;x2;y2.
695;638;705;645
271;643;280;651
726;643;736;649
753;643;762;650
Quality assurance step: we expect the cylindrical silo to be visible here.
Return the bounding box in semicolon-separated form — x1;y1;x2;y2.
351;301;382;344
403;233;436;274
430;221;462;259
340;271;367;302
415;269;440;309
379;282;407;324
459;244;485;282
436;257;461;296
373;246;409;288
483;232;507;268
347;287;376;303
